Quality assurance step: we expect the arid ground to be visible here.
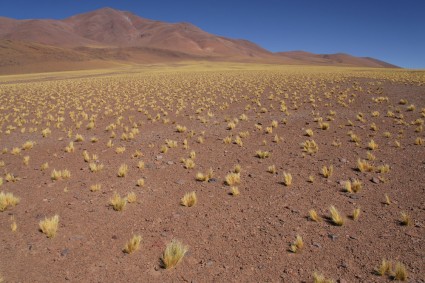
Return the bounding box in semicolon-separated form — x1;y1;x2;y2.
0;63;424;282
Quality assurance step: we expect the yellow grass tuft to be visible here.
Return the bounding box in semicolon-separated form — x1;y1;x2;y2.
352;179;362;193
313;272;334;283
181;191;197;207
267;165;277;174
41;162;49;171
0;192;20;212
230;186;240;196
195;168;214;182
377;259;392;276
301;139;319;154
283;172;292;186
329;206;344;226
110;192;127;211
368;139;378;150
225;172;241;186
289;235;304;253
22;140;35;150
309;209;321;222
123;235;142;254
39;215;59;238
400;212;411;226
126;192;137;203
162;240;188;269
182;158;195;169
51;169;71;181
10;216;17;232
90;184;101;192
321;165;333;178
117;164;128;177
384;194;391;205
256;150;270;159
352;208;361;220
394;262;408;281
357;159;374;172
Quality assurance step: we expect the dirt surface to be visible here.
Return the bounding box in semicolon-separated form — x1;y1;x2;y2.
0;65;424;282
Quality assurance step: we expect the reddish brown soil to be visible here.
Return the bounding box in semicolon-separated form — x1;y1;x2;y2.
0;66;424;282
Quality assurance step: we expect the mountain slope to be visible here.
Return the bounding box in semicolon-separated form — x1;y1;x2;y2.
0;7;399;73
0;8;271;58
276;51;399;68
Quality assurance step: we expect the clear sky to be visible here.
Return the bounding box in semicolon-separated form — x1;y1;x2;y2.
1;0;424;68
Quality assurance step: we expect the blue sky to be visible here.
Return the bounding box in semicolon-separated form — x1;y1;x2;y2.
1;0;424;68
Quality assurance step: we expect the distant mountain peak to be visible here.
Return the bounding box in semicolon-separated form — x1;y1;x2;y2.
0;7;398;69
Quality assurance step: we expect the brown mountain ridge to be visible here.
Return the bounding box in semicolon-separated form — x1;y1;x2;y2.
0;7;399;73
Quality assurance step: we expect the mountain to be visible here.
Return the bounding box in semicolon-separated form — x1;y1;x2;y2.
276;51;399;68
0;8;398;73
0;8;271;58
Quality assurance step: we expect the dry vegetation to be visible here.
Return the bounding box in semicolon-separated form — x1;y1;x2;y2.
0;63;423;282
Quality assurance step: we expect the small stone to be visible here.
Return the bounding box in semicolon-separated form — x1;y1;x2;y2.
167;161;174;165
208;178;217;183
328;234;338;241
156;155;163;160
61;248;70;256
312;242;322;248
371;177;380;184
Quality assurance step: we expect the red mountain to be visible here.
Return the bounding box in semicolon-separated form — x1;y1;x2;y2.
0;8;399;73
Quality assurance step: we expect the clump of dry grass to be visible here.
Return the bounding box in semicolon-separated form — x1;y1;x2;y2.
51;169;71;181
0;192;20;212
182;158;195;169
22;140;35;150
321;165;333;178
126;192;137;203
181;191;197;207
377;259;392;276
136;178;145;187
368;139;379;150
301;139;319;154
283;172;292;186
225;172;241;186
394;262;408;281
256;150;270;159
399;212;411;226
123;235;142;254
117;164;128;177
267;165;277;174
230;186;240;196
352;208;361;220
137;161;145;170
352;179;362;193
233;164;241;173
162;240;188;269
90;184;101;192
89;162;104;172
195;168;214;182
384;194;391;205
309;209;321;222
329;206;344;226
376;259;407;281
357;159;374;172
289;235;304;253
110;192;127;211
39;215;59;238
313;272;334;283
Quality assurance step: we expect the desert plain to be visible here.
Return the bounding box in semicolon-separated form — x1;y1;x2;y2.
0;62;424;282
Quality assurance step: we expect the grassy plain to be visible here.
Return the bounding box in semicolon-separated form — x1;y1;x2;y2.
0;63;424;282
